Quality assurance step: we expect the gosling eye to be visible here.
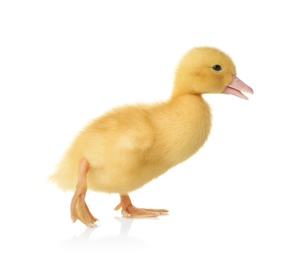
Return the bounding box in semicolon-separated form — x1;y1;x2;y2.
212;64;222;71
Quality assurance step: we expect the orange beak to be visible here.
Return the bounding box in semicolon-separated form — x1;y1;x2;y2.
223;75;254;100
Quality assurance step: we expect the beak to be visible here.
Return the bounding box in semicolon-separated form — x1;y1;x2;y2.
223;75;254;100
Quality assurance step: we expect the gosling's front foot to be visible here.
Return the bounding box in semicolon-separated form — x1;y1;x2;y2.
114;194;168;218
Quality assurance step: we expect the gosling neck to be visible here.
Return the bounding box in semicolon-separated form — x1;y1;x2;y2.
171;84;201;100
171;75;200;99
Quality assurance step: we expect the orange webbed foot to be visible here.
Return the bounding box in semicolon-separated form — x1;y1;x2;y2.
114;194;168;218
70;158;99;227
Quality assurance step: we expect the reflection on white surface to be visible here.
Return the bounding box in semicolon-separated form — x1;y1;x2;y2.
64;217;149;248
115;217;133;236
61;216;164;257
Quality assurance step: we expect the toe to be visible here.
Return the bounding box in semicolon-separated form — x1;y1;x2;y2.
71;195;98;227
140;208;169;215
126;206;160;218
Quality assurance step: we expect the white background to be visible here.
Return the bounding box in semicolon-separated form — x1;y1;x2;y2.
1;0;284;259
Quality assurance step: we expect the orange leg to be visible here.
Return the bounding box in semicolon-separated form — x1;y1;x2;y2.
114;194;168;218
70;158;98;227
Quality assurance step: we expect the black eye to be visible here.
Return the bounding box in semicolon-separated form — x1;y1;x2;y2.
212;64;222;71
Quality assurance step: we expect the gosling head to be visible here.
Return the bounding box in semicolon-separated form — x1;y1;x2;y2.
172;46;253;99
